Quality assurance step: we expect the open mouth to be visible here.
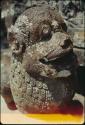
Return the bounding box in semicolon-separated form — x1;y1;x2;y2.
39;44;73;64
39;50;76;69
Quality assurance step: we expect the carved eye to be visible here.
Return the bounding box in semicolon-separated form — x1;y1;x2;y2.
41;24;52;40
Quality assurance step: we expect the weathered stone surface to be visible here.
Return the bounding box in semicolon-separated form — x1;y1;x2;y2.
2;2;79;113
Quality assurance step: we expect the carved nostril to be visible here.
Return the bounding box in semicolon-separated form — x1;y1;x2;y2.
60;39;72;49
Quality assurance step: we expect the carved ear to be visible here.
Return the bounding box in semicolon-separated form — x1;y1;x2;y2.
10;40;26;56
8;32;15;45
7;25;18;46
8;25;26;56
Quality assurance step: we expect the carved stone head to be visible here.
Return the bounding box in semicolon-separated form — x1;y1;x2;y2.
8;4;77;113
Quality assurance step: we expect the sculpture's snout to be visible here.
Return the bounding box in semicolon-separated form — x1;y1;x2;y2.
40;38;73;63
